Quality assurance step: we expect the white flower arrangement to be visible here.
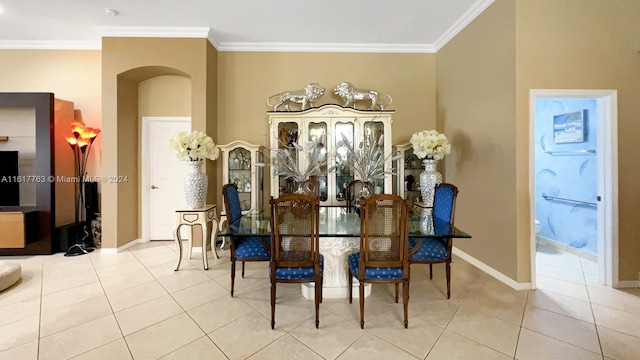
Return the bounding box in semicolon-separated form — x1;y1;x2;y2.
410;130;451;160
336;133;400;183
169;131;220;161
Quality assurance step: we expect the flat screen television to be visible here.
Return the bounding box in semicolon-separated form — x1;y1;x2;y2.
0;150;20;206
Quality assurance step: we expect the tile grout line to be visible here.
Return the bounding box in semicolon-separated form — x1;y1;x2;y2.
512;289;530;359
89;250;136;360
581;260;605;360
536;248;605;358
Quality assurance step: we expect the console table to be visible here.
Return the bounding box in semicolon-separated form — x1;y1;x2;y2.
173;204;218;271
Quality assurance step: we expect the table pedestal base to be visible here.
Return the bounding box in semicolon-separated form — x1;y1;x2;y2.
301;282;371;300
299;236;372;299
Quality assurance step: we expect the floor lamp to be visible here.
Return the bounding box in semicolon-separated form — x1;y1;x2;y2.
64;121;100;257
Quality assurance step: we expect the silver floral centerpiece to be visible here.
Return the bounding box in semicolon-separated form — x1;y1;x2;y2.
336;131;400;212
169;131;220;209
270;141;333;194
409;130;451;207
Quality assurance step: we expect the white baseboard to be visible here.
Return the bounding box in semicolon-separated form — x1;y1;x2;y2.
452;246;532;291
615;280;640;288
99;238;143;254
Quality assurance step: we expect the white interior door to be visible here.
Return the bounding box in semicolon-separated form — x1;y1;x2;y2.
143;117;190;240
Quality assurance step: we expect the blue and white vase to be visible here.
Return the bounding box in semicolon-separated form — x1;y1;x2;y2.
184;160;207;209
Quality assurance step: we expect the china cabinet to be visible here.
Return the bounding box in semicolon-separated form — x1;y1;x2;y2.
268;104;394;206
394;142;423;206
219;141;265;224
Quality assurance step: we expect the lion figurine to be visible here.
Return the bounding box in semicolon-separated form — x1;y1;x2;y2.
334;81;393;110
267;83;325;111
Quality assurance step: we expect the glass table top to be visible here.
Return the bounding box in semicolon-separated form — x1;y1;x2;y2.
219;206;471;239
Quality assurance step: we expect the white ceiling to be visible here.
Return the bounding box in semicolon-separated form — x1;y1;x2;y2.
0;0;494;52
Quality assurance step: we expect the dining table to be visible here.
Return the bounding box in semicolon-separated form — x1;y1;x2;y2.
218;205;471;299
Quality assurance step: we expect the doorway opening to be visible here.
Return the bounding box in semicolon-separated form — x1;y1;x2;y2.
529;90;618;289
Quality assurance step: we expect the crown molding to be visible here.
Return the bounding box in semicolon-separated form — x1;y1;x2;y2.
100;26;222;50
433;0;495;51
0;0;496;55
99;26;212;39
217;41;436;53
0;40;100;50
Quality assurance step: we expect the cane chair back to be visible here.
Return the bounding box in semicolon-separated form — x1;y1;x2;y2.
269;193;323;329
348;194;410;328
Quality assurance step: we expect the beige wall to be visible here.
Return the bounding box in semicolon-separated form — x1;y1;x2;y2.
102;37;214;248
138;76;192;116
216;52;437;207
0;50;102;176
1;1;637;283
438;0;640;283
515;0;640;281
436;0;518;279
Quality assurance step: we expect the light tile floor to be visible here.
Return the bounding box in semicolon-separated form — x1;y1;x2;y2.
0;241;639;359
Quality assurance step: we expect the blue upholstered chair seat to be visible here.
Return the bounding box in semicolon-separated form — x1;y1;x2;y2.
272;254;324;280
235;237;270;259
348;253;404;280
409;238;447;261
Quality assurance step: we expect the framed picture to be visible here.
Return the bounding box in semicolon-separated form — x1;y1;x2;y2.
553;110;585;144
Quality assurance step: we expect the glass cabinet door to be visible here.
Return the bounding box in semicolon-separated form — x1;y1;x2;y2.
363;120;385;194
228;147;253;211
268;105;394;205
334;121;355;202
402;147;423;205
220;140;265;216
276;121;299;196
308;121;328;201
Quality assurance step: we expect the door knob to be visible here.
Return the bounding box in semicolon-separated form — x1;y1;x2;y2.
151;185;158;189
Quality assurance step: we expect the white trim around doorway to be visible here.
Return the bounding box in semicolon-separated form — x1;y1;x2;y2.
529;89;619;288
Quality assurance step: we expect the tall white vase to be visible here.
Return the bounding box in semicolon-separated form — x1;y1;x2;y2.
419;159;442;207
184;160;207;209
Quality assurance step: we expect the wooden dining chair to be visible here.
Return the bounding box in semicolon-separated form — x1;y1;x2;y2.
348;194;410;329
222;183;270;297
269;193;323;329
346;180;374;212
408;183;459;299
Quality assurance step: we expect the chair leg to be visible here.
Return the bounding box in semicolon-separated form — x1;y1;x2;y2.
314;276;321;329
403;280;409;329
348;269;353;304
446;261;451;299
429;263;433;279
230;260;236;297
242;261;246;278
271;281;277;329
359;281;365;329
394;283;399;303
319;275;324;304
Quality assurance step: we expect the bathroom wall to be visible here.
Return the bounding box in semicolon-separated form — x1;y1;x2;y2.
535;98;598;254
